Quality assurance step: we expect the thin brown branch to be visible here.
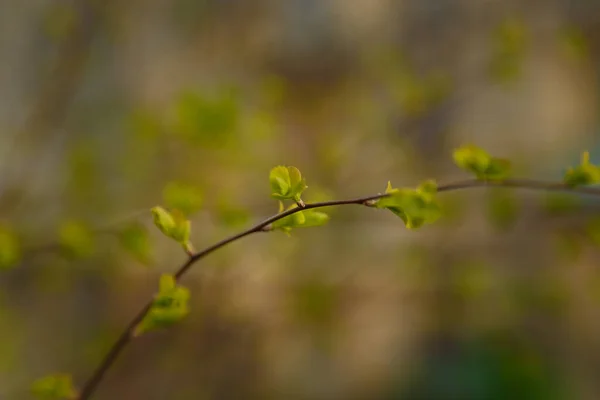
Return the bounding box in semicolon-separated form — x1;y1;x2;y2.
76;177;600;399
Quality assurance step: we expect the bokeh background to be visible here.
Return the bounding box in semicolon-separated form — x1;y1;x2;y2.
2;0;600;399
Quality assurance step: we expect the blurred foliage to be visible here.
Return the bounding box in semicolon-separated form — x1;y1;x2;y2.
486;188;518;231
558;26;590;62
0;225;20;270
163;181;203;217
31;373;77;400
170;90;239;148
397;336;567;400
490;17;528;84
453;145;511;180
58;220;95;259
118;222;152;265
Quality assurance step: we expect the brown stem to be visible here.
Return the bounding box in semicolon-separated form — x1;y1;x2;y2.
76;178;600;399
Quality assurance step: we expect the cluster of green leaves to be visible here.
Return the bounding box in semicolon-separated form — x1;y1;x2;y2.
31;373;77;400
453;145;511;180
267;166;329;234
269;166;308;205
563;151;600;187
374;180;441;229
134;274;190;336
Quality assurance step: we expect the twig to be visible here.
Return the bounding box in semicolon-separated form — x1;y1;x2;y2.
76;177;600;399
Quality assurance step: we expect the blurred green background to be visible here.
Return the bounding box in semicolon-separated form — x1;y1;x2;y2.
1;0;600;399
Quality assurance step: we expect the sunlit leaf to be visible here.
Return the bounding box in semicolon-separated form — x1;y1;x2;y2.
151;206;176;237
151;207;191;250
376;181;441;229
269;165;308;203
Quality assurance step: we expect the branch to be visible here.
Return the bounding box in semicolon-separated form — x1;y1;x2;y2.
76;177;600;399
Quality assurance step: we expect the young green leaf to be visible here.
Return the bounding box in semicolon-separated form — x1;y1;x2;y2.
151;206;176;237
564;151;600;187
270;203;329;234
452;145;511;180
58;220;94;258
135;274;190;336
169;210;191;245
151;207;191;250
163;181;203;216
119;223;152;265
269;165;308;203
32;373;77;400
376;181;441;229
0;226;20;270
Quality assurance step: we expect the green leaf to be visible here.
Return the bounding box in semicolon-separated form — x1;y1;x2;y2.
151;206;191;249
452;145;511;180
162;181;203;216
169;210;191;245
269;165;308;202
269;166;291;198
0;226;20;270
288;166;308;202
376;181;441;229
58;220;94;258
32;373;77;400
135;274;190;336
300;210;330;228
119;223;152;265
270;203;329;234
564;151;600;187
159;274;176;292
151;206;176;236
